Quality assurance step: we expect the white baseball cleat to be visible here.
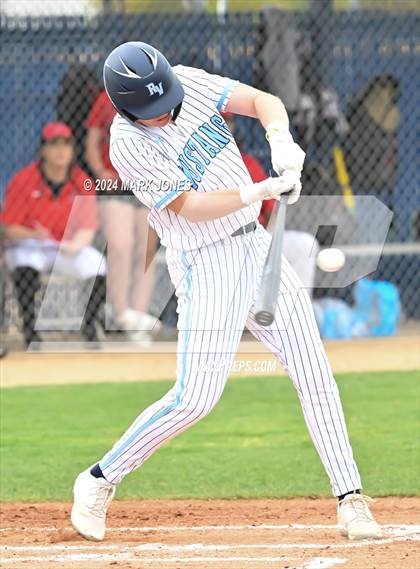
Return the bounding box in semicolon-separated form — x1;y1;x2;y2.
71;468;116;541
337;493;382;540
118;309;161;344
119;309;161;333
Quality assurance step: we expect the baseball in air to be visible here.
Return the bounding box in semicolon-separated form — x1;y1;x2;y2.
317;248;346;272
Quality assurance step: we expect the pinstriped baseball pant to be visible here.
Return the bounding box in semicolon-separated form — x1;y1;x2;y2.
99;224;361;496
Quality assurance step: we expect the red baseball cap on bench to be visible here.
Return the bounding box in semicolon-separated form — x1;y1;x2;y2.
42;121;73;141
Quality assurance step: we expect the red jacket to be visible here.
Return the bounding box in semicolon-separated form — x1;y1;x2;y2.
240;151;274;227
1;162;98;241
86;90;117;173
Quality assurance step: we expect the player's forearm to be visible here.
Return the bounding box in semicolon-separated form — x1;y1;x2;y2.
168;176;294;222
254;93;305;178
225;83;288;129
254;93;289;130
170;189;245;222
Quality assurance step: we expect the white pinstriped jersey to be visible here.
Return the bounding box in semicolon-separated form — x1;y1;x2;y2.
99;67;363;500
109;65;261;250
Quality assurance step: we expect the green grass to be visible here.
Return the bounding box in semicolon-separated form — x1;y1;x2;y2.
0;371;419;502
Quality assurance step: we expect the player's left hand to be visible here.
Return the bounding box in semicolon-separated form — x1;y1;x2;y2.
266;122;306;175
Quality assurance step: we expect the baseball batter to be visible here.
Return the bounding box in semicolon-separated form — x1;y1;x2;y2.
71;42;381;542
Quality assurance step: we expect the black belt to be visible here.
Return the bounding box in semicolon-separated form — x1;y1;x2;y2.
231;221;257;238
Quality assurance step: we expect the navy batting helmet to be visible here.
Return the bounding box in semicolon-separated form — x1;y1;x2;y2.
103;42;184;122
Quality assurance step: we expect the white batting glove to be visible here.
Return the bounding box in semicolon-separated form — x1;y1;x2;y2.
266;120;306;175
239;171;301;206
275;170;302;205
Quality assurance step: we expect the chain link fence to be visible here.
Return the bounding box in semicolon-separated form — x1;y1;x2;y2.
0;1;418;349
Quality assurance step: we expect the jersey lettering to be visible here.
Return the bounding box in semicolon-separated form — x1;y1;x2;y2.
184;143;206;175
178;114;233;188
198;123;230;149
177;154;201;187
210;114;231;135
191;132;219;158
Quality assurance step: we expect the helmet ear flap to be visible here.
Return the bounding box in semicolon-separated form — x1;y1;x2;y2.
172;102;182;122
121;108;139;122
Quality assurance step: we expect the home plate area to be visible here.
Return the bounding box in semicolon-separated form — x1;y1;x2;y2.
0;499;419;568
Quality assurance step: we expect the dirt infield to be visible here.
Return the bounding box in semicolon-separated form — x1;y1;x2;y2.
0;498;419;568
1;337;418;568
2;335;419;387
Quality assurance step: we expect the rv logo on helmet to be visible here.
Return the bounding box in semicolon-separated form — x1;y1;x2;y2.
146;81;164;96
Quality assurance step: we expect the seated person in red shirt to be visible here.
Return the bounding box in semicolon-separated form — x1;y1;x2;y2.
1;122;106;347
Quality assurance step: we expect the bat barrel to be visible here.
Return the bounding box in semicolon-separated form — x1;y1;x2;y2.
253;195;288;328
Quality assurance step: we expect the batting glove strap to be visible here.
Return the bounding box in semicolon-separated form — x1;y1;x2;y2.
265;120;293;143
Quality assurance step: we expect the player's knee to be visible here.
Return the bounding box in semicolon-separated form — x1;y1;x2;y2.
195;401;215;420
179;396;219;422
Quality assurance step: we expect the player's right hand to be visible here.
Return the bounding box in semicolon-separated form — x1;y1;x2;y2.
271;170;302;205
239;172;301;206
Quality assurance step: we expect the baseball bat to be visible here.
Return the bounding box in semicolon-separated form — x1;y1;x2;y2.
254;194;288;327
